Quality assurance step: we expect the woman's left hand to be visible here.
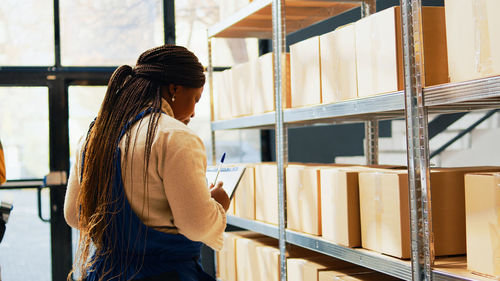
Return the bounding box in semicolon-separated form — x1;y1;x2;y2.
209;182;230;212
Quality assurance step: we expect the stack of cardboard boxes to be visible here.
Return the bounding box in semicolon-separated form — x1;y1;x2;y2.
217;232;400;281
289;6;448;107
215;1;500;118
226;163;500;279
215;54;291;120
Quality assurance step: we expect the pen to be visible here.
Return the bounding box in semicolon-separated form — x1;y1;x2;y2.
212;152;226;186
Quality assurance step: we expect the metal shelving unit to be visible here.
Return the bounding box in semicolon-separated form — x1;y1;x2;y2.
208;1;500;280
226;215;492;281
212;75;500;130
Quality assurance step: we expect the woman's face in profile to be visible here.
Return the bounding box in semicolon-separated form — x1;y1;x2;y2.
163;85;203;125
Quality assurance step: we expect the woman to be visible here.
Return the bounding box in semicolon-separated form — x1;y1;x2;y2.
64;45;229;281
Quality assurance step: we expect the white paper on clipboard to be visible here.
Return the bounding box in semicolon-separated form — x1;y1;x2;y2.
206;165;246;199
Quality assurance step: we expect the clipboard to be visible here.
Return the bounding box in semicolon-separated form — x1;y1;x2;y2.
206;165;246;199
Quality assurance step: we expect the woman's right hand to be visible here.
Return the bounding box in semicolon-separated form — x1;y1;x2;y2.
209;181;230;212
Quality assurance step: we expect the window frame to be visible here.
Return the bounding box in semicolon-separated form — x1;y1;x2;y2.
0;1;175;280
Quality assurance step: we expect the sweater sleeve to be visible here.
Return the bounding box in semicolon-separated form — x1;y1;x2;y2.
64;137;83;229
157;130;226;251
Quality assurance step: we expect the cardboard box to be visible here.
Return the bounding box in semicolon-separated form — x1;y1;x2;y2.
287;256;355;281
464;172;500;278
320;24;358;103
237;237;315;281
445;0;500;82
255;163;279;225
254;52;292;113
320;166;361;247
319;268;400;281
320;165;403;247
256;243;281;281
218;231;264;281
286;165;322;235
355;6;448;98
231;61;255;117
236;236;278;281
255;239;325;281
234;166;255;220
358;167;500;258
290;36;322;108
217;232;235;280
215;70;233;120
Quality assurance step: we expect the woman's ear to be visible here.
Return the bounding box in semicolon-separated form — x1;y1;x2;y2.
168;84;177;95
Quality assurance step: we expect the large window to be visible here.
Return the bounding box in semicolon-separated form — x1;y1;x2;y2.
177;0;261;164
0;0;55;65
68;86;107;165
0;87;49;180
175;0;259;67
60;0;164;66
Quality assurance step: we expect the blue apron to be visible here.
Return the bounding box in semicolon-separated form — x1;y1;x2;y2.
82;109;215;281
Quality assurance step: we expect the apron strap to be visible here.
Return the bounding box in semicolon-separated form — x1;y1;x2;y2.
79;108;163;182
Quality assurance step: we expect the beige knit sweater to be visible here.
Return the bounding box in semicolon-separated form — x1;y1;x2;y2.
64;100;226;250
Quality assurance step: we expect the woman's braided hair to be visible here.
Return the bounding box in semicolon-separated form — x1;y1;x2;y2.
71;45;205;281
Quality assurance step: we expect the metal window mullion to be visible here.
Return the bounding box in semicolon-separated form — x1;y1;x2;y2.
400;0;434;280
272;1;288;281
53;0;61;68
164;0;175;44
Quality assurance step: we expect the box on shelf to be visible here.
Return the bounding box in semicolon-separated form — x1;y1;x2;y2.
255;241;281;281
231;61;255;117
290;36;322;108
320;166;361;247
320;24;358;103
254;52;292;114
257;240;327;281
236;237;277;281
355;6;448;98
464;172;500;278
234;165;255;220
217;231;264;281
255;163;279;225
215;70;233;120
287;256;355;281
319;267;400;281
286;165;322;235
358;167;500;259
445;0;500;82
320;165;404;247
237;236;317;281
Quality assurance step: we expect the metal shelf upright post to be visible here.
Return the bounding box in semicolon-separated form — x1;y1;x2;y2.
400;0;434;280
361;0;379;166
271;0;288;280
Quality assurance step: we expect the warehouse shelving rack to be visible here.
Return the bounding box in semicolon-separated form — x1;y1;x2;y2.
207;0;500;280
